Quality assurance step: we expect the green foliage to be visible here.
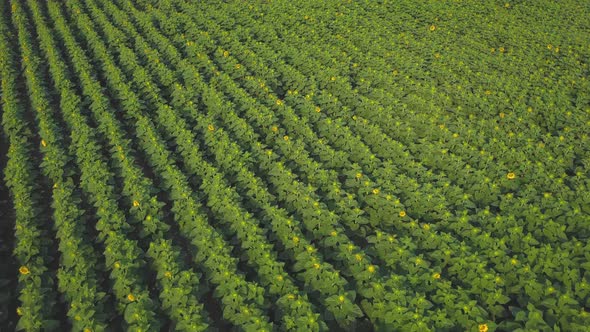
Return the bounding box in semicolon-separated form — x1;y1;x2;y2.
0;0;589;330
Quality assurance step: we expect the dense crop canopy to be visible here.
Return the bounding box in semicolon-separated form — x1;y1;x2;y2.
0;0;589;331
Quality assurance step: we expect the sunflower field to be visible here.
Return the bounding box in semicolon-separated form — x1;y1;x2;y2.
0;0;589;331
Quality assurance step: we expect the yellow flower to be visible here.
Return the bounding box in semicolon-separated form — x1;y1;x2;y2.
313;263;320;269
330;231;337;237
355;254;362;261
392;69;399;75
510;258;518;265
234;64;241;69
223;50;229;57
433;273;441;279
276;99;284;106
547;44;553;50
133;200;140;207
554;47;559;53
338;295;345;303
434;53;441;59
429;25;436;31
292;236;299;244
271;126;278;133
330;76;336;81
479;323;489;332
164;271;172;278
367;265;375;273
84;328;92;332
127;293;136;302
372;188;380;195
287;294;295;300
504;3;510;8
499;47;505;53
355;172;362;179
490;48;496;53
276;275;283;281
208;124;215;132
399;211;406;217
499;112;505;118
16;307;23;316
485;90;492;95
283;135;289;141
41;140;47;147
506;172;516;180
19;266;30;275
315;107;321;113
114;262;121;269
